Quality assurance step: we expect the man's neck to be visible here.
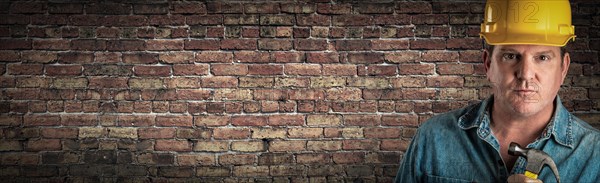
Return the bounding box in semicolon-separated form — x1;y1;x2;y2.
490;101;555;144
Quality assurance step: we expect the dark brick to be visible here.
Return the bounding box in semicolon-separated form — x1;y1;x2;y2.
83;150;117;164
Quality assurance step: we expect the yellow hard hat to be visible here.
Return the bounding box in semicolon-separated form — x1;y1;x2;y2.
480;0;576;46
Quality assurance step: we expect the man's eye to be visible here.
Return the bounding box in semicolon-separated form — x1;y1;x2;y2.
502;53;517;60
538;55;549;61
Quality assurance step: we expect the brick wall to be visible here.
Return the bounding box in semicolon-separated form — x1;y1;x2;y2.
1;1;599;182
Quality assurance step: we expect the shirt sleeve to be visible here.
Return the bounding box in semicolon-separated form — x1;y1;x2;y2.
394;130;422;183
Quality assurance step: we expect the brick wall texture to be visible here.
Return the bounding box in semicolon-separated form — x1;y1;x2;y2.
1;0;599;182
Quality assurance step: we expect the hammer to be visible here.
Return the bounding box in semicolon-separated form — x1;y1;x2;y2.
508;142;560;183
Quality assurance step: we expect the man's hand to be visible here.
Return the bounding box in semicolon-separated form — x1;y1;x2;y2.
508;174;543;183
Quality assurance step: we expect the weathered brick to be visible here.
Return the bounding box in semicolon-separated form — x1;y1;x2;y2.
156;140;192;152
307;141;342;151
156;115;193;127
178;154;215;166
269;140;306;152
129;78;164;89
0;140;23;151
251;128;287;139
108;127;137;139
213;127;250;139
197;166;230;177
307;115;341;126
232;165;269;176
41;128;78;139
26;139;61;151
195;141;229;152
231;141;266;152
46;65;82;76
231;115;267;126
347;52;384;64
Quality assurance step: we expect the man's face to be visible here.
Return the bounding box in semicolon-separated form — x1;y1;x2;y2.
484;45;570;117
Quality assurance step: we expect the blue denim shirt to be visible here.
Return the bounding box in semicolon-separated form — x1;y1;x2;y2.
395;96;600;183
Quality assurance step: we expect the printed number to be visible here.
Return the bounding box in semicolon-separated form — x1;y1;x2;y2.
510;2;539;23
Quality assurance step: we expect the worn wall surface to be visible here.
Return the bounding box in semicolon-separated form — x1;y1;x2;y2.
0;0;599;182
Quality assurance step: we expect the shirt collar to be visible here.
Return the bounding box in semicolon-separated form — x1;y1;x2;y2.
458;96;574;148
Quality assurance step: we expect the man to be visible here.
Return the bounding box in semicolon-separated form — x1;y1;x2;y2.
395;0;600;182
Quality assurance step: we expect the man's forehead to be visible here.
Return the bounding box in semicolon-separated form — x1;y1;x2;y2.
493;45;561;54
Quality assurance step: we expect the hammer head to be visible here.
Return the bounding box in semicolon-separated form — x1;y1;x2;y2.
508;142;560;183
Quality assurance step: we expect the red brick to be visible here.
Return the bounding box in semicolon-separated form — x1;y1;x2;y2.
231;115;267;126
323;64;356;76
49;3;83;14
273;52;304;63
173;64;209;76
335;40;370;51
296;14;330;26
294;39;328;51
412;14;448;24
138;128;175;139
347;52;384;64
159;52;194;64
234;51;270;63
258;39;292;51
366;65;397;76
410;39;446;50
184;40;220;50
289;89;325;100
0;115;22;126
219;154;255;165
147;40;183;51
437;63;474;75
213;127;251;139
372;40;409;50
382;114;418;126
245;3;280;14
176;89;212;100
46;65;82;76
41;128;78;139
307;52;338;63
61;114;97;126
0;51;20;62
107;40;145;51
373;14;411;25
95;52;121;63
342;140;378;150
403;88;436;100
447;38;482;49
133;4;168;14
21;51;57;63
58;52;94;64
71;39;107;51
33;39;70;50
344;115;380;126
383;139;411;152
24;114;60;126
149;15;185;26
195;115;230;127
248;64;283;75
26;139;61;151
172;1;207;14
7;64;43;75
195;51;233;63
332;15;372;26
399;64;434;75
332;152;364;164
99;15;148;27
89;77;128;89
422;51;459;62
364;128;401;139
156;115;193;127
133;66;171;76
201;76;237;88
186;15;222;25
10;2;45;13
118;115;156;127
221;39;257;50
156;140;192;152
269;115;305;126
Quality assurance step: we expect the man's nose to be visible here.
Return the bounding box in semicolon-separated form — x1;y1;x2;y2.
516;58;535;80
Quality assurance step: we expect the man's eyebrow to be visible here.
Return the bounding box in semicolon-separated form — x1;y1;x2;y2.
498;48;518;53
535;50;556;57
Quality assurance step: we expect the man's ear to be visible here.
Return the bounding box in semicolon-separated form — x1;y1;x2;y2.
483;49;491;73
561;52;571;79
